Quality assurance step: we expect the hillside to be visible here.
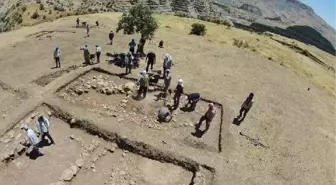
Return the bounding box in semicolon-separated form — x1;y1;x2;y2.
0;0;335;55
0;13;335;185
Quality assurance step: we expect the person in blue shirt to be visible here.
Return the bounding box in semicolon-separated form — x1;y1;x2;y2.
36;115;55;145
129;39;136;55
186;93;200;111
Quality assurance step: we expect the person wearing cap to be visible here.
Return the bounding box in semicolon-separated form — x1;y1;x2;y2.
145;51;156;72
36;115;55;145
173;79;184;109
125;52;133;74
109;29;114;45
186;93;201;111
136;71;149;99
23;125;44;156
158;106;172;122
54;46;61;68
163;69;172;97
196;103;216;132
163;54;172;79
237;93;254;121
95;45;102;63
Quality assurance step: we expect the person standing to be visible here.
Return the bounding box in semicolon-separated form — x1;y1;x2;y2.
81;44;91;65
125;52;133;74
109;29;114;45
173;79;184;109
23;125;44;156
145;51;156;72
136;71;149;99
129;39;136;55
76;17;80;27
163;53;172;79
237;93;254;121
86;24;90;37
95;45;102;63
36;115;55;145
163;69;172;96
54;46;61;68
196;103;216;132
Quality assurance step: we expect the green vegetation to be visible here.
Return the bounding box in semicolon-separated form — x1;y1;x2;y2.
31;12;39;19
190;23;206;36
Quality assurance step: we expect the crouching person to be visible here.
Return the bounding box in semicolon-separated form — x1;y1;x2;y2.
158;107;172;123
23;124;44;157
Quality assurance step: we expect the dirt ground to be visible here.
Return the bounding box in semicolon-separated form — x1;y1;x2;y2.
0;106;195;185
0;13;335;185
56;70;223;152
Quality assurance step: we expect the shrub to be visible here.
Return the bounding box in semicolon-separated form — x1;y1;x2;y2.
223;19;233;29
42;15;46;19
233;39;249;48
27;12;30;15
39;4;45;10
66;13;71;16
190;23;206;36
54;5;65;12
302;49;310;57
48;9;52;14
31;12;39;19
22;6;27;12
17;17;23;24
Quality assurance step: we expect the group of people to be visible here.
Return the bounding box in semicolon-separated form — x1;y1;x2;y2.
23;114;55;157
50;17;255;142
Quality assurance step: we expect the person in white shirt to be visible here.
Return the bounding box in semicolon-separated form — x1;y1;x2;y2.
95;45;102;63
23;124;44;156
54;46;61;68
238;93;254;121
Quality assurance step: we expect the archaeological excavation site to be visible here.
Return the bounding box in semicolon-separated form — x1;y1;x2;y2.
0;66;224;185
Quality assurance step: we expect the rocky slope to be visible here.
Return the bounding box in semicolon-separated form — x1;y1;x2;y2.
0;0;335;53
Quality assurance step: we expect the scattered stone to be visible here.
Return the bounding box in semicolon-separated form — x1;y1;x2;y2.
75;88;84;95
84;89;89;93
75;158;84;168
123;82;136;92
129;180;136;185
2;114;6;119
69;164;78;175
120;170;126;176
121;99;128;104
105;143;117;153
60;169;74;181
70;135;75;140
117;118;124;122
91;84;97;89
3;139;11;144
15;143;26;155
148;86;155;91
105;88;113;95
7;130;15;139
100;88;106;94
47;111;52;117
70;118;76;124
92;154;99;162
91;163;95;169
122;152;126;157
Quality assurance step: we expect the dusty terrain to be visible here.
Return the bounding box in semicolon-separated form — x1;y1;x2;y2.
0;13;335;185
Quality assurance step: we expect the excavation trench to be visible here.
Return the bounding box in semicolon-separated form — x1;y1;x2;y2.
44;103;215;185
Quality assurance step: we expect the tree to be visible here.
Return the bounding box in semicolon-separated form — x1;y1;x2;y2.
190;23;206;36
116;4;158;55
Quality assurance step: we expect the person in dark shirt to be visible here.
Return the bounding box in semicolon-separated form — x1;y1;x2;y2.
173;79;184;109
109;30;114;45
145;52;156;72
186;93;200;111
76;17;80;27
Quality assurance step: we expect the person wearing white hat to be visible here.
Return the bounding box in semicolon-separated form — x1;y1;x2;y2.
109;29;114;45
23;124;44;156
163;53;172;79
196;103;217;132
173;79;184;109
136;70;149;99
